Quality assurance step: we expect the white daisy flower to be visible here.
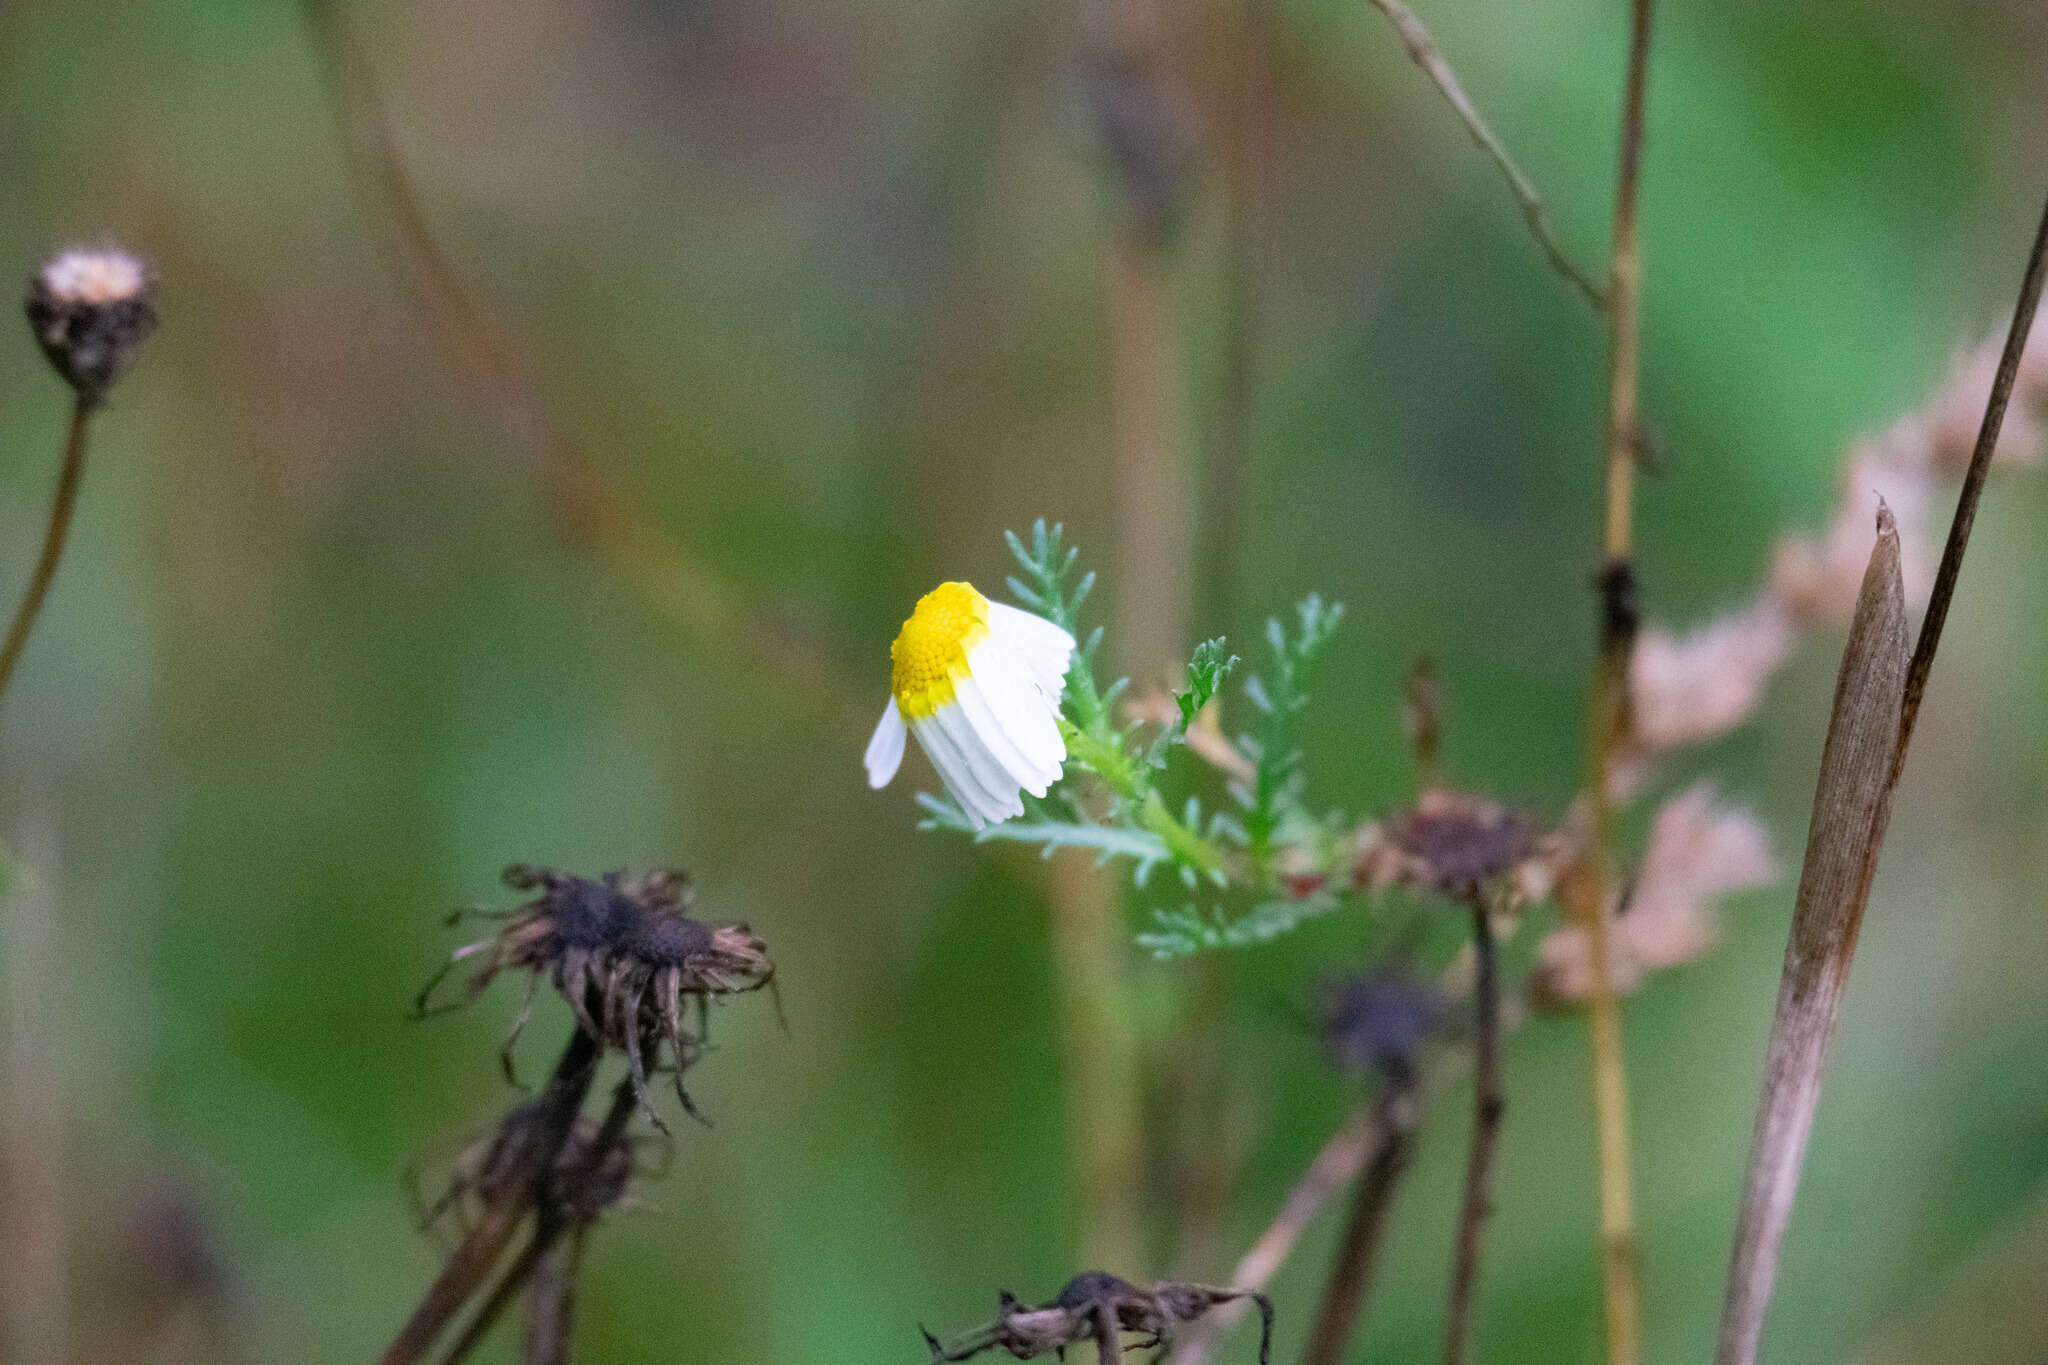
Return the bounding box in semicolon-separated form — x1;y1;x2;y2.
864;581;1076;828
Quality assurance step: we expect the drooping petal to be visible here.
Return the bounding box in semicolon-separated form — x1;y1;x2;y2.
965;634;1065;790
987;601;1076;698
952;670;1049;792
935;705;1026;823
911;709;1010;828
864;698;907;789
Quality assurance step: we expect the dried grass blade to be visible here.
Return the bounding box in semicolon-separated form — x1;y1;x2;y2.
1715;509;1906;1365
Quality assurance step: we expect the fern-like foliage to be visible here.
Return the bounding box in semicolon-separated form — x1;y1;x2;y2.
1233;596;1344;887
1135;890;1343;959
917;793;1172;886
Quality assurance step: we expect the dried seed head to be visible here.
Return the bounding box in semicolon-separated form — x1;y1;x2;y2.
420;866;775;1126
1358;789;1547;904
25;246;157;406
123;1177;234;1307
923;1274;1272;1364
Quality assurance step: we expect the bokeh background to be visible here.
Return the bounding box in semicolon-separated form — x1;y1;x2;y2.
2;0;2046;1361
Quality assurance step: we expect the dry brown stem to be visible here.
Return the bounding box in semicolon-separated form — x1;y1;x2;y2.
0;397;92;711
1442;898;1504;1365
434;1077;639;1365
1298;1084;1421;1365
1569;5;1656;1359
379;1031;600;1365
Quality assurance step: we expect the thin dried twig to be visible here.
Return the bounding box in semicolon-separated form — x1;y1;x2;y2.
1714;510;1907;1365
1893;194;2048;765
1299;1085;1421;1365
1718;179;2048;1365
1170;1049;1472;1365
296;0;862;728
1164;1107;1379;1365
1571;4;1656;1360
1361;0;1607;311
519;1230;587;1365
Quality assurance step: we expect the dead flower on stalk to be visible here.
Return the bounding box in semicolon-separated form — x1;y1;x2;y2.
1355;788;1569;909
25;246;158;406
418;865;775;1126
920;1272;1273;1364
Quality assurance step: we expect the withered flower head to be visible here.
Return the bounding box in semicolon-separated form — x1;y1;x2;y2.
922;1272;1271;1364
1357;789;1560;906
1316;971;1443;1089
420;865;775;1126
25;246;158;406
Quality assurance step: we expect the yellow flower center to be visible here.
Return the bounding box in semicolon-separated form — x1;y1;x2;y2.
890;581;990;720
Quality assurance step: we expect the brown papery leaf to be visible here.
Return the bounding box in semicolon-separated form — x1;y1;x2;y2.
1717;506;1908;1365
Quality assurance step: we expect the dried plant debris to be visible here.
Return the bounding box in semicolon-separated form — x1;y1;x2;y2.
1534;783;1776;1006
1624;311;2048;771
921;1272;1273;1363
413;1102;659;1246
1719;509;1908;1365
419;865;775;1125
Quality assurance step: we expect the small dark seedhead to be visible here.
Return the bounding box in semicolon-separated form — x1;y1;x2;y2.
25;246;157;407
1084;50;1197;246
417;865;775;1128
1317;971;1443;1090
1054;1271;1139;1312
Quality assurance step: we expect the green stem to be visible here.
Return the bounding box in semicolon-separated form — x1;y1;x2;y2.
1061;721;1226;881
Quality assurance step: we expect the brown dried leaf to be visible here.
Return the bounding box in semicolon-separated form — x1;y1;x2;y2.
1627;602;1794;753
1717;507;1908;1365
1530;785;1776;1005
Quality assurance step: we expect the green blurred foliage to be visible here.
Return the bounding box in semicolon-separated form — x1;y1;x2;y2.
1;0;2046;1361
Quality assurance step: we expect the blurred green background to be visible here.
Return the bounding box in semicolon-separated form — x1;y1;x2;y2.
1;0;2046;1361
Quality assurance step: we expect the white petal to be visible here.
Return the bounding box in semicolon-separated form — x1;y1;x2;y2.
987;602;1076;697
952;671;1045;792
966;636;1065;791
935;704;1025;824
864;698;907;789
912;708;1014;828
